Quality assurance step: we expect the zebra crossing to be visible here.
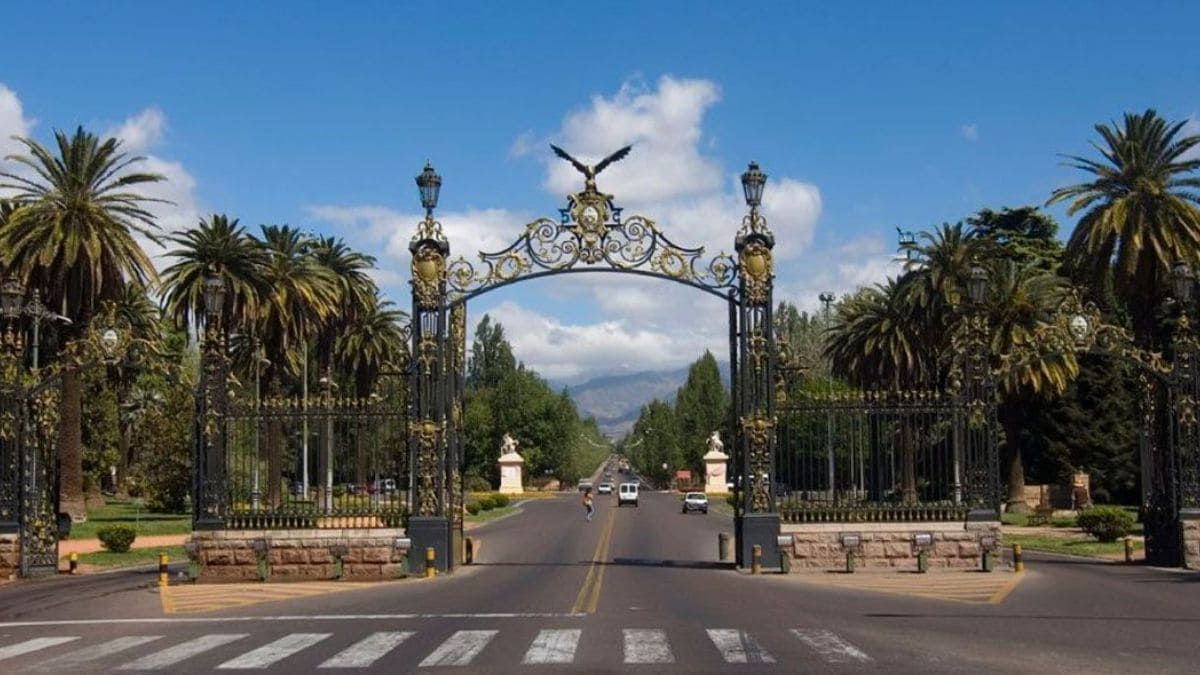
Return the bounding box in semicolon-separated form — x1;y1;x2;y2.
0;625;873;670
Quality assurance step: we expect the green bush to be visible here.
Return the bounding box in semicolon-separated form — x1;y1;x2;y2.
465;502;481;516
492;493;510;507
464;474;493;493
1076;506;1135;542
478;496;496;511
97;524;138;553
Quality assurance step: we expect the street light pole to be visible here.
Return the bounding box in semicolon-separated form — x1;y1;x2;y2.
819;292;836;502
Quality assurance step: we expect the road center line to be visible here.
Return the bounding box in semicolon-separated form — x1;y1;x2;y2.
571;505;617;614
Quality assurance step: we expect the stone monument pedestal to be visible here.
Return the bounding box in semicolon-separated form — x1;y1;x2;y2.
498;451;524;494
704;447;730;494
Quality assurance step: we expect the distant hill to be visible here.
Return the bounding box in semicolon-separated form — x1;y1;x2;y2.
565;361;730;439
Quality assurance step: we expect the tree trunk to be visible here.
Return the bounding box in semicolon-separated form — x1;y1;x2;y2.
1001;405;1030;514
58;365;86;520
900;420;918;505
267;375;283;508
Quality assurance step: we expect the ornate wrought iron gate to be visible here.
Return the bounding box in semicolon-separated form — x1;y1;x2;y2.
406;156;781;571
1;373;63;578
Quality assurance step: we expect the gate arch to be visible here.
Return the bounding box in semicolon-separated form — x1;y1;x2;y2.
1002;290;1198;567
405;155;781;572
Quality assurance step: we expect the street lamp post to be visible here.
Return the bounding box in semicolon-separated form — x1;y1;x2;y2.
0;278;72;370
961;263;994;512
819;292;836;501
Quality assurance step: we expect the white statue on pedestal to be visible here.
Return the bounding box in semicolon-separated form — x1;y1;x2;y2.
498;432;524;494
703;430;730;494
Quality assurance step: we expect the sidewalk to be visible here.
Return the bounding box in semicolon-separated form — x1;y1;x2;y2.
58;534;189;557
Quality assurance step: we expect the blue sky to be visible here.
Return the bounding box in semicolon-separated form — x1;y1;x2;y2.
2;1;1198;381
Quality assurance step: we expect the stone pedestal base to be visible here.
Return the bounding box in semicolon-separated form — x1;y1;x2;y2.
1183;512;1200;570
498;452;524;494
186;528;407;583
0;533;18;582
780;521;1002;571
407;516;449;575
736;513;781;570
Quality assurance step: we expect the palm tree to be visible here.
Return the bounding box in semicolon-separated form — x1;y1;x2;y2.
310;235;378;385
1048;109;1200;347
0;127;164;518
826;278;936;390
160;214;268;334
108;281;163;493
252;225;338;507
986;262;1076;512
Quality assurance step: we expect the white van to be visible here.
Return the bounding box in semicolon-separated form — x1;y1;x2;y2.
618;482;639;507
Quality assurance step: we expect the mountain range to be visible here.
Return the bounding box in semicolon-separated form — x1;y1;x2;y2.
562;361;731;439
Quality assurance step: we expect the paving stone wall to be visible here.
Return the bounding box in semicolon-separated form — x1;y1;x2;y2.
780;521;1002;571
1184;519;1200;570
187;528;408;583
0;533;17;581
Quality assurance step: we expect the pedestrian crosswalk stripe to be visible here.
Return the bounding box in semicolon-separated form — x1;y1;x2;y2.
217;633;331;669
4;625;875;669
28;635;162;671
118;634;249;670
706;628;775;664
318;631;414;669
522;629;582;664
623;628;674;664
419;630;497;667
791;628;872;663
0;636;79;662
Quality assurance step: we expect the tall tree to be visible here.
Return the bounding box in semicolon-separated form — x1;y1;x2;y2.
160;214;268;333
467;315;516;390
674;351;728;476
1047;109;1200;347
0;127;164;517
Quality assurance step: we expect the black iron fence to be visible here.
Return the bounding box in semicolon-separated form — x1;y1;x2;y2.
216;394;410;529
776;389;992;522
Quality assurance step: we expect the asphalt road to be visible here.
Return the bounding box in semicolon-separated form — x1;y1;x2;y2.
0;489;1198;673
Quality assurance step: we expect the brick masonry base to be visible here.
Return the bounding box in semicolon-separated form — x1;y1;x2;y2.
0;533;17;582
187;529;408;583
1184;520;1199;570
781;521;1002;571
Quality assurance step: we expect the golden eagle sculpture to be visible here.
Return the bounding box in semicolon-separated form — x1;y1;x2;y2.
549;144;632;193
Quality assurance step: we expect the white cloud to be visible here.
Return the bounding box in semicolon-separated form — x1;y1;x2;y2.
960;123;979;142
0;83;37;194
106;107;202;268
481;299;723;382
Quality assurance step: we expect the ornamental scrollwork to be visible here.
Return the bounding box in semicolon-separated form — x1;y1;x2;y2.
411;244;447;310
740;414;775;512
410;418;443;516
738;241;773;307
443;188;738;302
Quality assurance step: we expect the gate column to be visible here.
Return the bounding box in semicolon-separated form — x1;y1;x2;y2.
732;162;781;569
408;163;452;573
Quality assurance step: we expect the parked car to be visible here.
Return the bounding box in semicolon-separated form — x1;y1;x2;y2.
682;492;709;514
597;482;613;494
618;482;639;507
578;480;593;492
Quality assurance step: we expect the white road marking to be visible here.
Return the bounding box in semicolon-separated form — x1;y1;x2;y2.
522;629;581;664
419;630;497;667
118;633;248;670
0;637;79;662
623;628;674;664
217;633;331;669
791;628;872;663
29;635;163;670
706;628;775;664
0;612;582;628
318;631;414;668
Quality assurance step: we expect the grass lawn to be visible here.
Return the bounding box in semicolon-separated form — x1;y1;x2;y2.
465;504;519;524
70;499;191;540
1005;532;1142;558
76;544;188;569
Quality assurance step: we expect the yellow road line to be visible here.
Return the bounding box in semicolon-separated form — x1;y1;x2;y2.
571;507;617;614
